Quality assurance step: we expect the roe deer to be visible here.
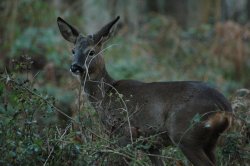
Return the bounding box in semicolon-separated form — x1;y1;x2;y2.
57;16;232;166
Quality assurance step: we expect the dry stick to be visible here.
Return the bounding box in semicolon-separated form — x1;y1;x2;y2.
43;123;71;166
83;42;134;144
79;38;106;139
110;105;143;135
88;79;134;144
31;71;40;86
75;42;136;165
43;146;54;166
76;80;89;143
75;88;142;165
145;153;178;161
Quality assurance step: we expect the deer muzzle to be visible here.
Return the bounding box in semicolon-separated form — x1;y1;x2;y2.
70;64;84;74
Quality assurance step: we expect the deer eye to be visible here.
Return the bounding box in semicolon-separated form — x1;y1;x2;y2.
89;50;95;56
72;49;75;54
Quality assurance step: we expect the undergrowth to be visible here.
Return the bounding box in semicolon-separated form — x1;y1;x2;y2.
0;55;249;166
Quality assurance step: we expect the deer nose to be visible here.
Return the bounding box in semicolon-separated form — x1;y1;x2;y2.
70;64;83;73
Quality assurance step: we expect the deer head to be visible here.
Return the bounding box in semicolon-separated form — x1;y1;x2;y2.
57;16;120;79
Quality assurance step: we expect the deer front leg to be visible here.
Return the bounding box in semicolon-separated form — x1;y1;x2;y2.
118;126;166;166
148;148;164;166
117;135;131;147
116;125;140;146
112;126;139;165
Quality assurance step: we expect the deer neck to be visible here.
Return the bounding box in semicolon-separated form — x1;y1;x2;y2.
82;65;115;102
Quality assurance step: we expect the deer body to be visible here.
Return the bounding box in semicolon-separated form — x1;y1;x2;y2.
57;16;232;166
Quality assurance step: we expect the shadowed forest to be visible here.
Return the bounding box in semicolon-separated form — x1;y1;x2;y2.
0;0;250;165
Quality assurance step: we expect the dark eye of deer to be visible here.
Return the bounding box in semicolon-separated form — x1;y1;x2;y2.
72;49;75;54
89;50;95;56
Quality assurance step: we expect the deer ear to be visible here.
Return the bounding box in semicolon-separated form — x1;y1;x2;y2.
93;16;120;44
57;17;79;43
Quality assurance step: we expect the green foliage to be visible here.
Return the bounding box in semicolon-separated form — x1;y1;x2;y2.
218;89;250;165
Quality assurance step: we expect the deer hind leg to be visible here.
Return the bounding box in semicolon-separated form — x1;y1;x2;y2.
203;135;218;164
179;144;215;166
203;124;226;164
